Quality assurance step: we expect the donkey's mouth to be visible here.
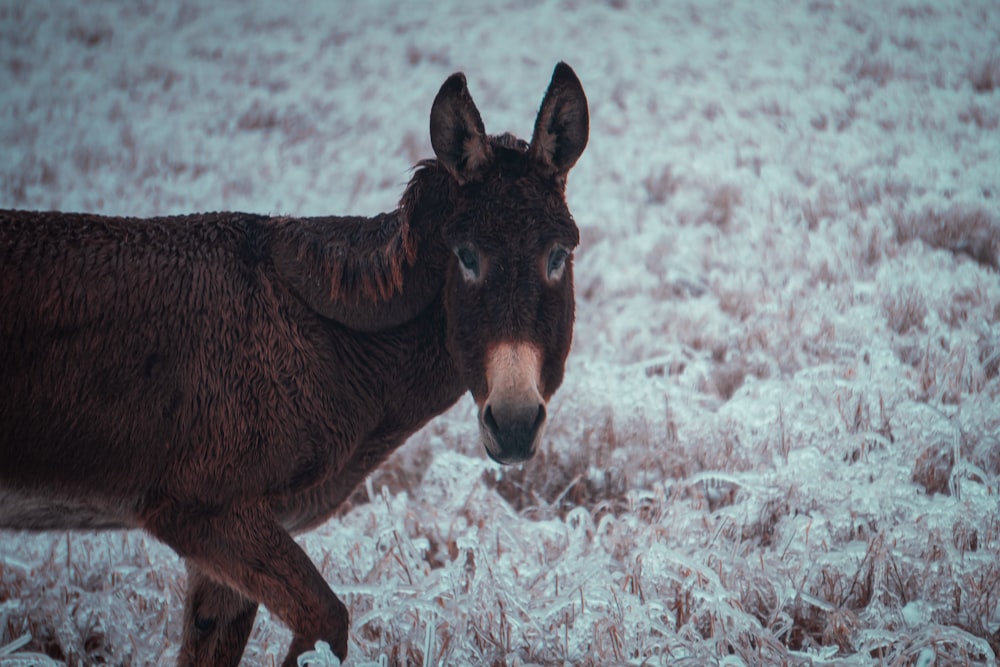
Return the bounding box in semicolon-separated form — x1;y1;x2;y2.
479;402;546;464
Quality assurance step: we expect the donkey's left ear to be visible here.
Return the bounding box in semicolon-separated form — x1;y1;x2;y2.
529;62;589;180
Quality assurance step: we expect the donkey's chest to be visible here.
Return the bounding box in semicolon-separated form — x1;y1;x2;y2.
272;329;465;531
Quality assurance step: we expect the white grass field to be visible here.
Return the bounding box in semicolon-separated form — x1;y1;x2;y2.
2;0;999;665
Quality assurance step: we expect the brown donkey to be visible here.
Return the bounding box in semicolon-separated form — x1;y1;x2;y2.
0;63;588;665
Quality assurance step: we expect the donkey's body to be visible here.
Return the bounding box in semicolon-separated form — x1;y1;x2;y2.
0;64;588;666
0;207;460;533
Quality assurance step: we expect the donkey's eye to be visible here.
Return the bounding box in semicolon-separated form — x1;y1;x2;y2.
547;247;570;280
455;246;481;282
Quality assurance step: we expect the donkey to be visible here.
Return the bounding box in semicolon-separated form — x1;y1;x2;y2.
0;63;588;665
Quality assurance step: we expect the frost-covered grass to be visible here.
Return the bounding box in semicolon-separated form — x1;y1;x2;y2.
2;0;999;665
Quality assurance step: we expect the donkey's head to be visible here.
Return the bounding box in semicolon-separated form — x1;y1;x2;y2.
429;63;588;465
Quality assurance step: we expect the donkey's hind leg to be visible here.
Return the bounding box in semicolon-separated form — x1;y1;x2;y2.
179;567;259;667
148;502;350;666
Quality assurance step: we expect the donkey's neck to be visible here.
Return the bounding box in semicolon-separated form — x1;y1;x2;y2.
270;163;454;332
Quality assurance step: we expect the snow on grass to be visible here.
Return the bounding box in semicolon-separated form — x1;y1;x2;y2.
2;0;999;665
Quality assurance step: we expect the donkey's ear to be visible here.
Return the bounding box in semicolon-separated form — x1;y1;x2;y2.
430;72;493;185
529;62;589;180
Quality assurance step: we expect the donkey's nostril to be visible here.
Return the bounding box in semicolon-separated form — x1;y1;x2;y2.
483;404;500;433
532;404;546;432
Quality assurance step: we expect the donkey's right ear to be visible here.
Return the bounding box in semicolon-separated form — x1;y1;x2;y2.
430;72;493;185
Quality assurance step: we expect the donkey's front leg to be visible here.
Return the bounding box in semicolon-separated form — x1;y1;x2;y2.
147;503;350;666
179;567;259;667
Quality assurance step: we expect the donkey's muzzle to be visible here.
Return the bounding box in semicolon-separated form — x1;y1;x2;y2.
480;342;547;464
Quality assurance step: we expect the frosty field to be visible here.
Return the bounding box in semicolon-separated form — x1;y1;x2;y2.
2;0;999;665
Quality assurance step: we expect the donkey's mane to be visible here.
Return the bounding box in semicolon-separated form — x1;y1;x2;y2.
490;132;529;152
275;159;455;305
305;208;417;303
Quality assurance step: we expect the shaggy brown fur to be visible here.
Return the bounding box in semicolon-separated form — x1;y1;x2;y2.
0;63;588;666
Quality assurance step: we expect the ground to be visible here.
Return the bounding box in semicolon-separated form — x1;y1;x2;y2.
1;0;999;665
